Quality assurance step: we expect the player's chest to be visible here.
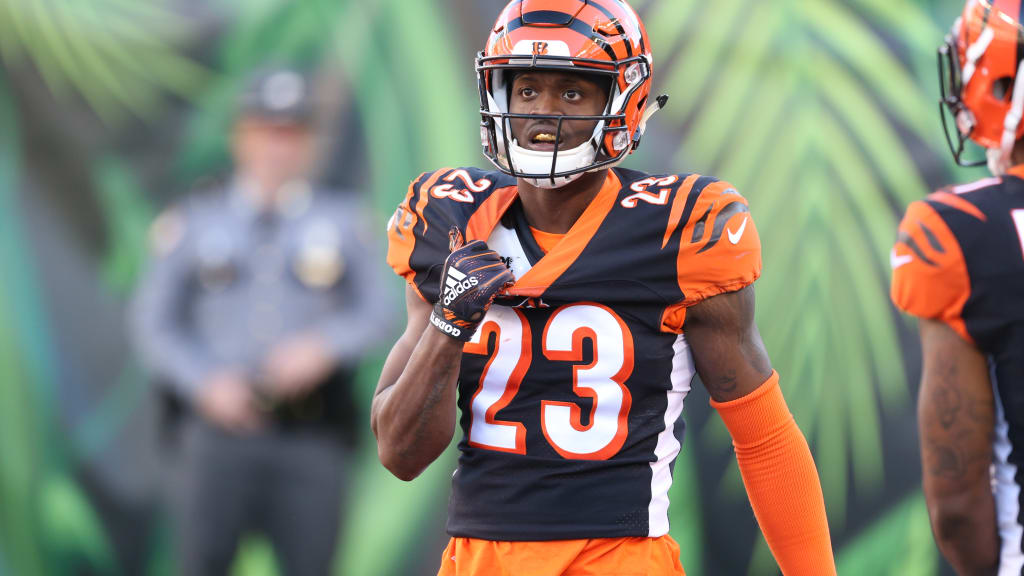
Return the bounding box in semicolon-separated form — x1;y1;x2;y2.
485;214;678;306
456;303;686;459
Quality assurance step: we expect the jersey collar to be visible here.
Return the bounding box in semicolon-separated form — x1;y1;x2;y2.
1006;164;1024;180
501;170;622;299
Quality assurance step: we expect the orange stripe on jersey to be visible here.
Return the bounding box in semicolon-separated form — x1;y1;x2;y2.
890;200;972;342
663;174;700;249
660;302;688;334
511;170;622;298
466;186;518;242
929;191;987;222
437;535;686;576
676;182;762;306
529;226;566;253
414;168;451;236
1007;164;1024;180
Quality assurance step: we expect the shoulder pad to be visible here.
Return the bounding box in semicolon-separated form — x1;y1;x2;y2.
672;178;761;309
386;167;514;302
890;199;972;342
922;187;989;223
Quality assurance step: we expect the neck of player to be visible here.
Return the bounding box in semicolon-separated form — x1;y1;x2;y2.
516;169;608;234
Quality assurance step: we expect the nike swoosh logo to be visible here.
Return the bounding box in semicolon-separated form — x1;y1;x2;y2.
727;217;749;245
890;249;913;269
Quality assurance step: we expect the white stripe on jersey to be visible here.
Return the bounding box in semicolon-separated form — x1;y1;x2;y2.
992;358;1024;576
951;177;1001;195
648;334;695;537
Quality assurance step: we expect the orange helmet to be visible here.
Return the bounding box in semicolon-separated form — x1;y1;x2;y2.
476;0;667;187
940;0;1024;171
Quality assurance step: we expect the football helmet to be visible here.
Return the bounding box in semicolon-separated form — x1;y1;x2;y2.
476;0;667;188
940;0;1024;174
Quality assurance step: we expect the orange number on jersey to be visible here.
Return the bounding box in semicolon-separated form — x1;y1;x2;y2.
621;175;678;208
464;306;530;454
463;304;633;460
1013;209;1024;261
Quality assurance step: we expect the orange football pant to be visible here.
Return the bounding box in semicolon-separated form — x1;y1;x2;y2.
437;535;686;576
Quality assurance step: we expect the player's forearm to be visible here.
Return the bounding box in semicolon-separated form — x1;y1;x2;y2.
712;372;836;575
927;485;999;575
373;327;464;481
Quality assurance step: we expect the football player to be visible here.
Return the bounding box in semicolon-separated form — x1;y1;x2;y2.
373;1;836;574
892;1;1024;574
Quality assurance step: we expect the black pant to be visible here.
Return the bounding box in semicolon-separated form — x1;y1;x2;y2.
170;418;346;576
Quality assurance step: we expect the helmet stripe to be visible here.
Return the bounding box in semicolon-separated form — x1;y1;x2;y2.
585;0;634;57
962;25;994;85
507;11;619;60
597;0;647;54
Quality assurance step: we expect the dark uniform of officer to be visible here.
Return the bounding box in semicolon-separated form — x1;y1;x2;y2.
132;69;391;576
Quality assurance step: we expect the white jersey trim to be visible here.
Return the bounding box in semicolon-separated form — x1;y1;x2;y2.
992;357;1024;576
648;334;694;536
485;220;533;280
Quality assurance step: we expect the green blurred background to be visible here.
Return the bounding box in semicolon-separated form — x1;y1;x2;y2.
0;0;989;574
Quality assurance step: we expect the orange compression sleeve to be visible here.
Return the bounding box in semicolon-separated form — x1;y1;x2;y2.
710;371;836;576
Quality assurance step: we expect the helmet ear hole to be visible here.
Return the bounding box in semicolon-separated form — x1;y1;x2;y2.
993;76;1014;101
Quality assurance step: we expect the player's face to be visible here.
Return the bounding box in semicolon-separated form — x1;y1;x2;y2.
508;71;608;152
233;117;315;189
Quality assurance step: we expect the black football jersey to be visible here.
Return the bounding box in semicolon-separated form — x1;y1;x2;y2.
892;168;1024;572
387;166;762;540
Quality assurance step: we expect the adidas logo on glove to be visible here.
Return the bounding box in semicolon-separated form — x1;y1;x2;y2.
443;267;480;307
431;227;515;342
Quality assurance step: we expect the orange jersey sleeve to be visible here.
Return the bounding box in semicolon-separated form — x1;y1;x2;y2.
675;181;763;306
385;173;424;285
890;199;972;342
385;169;456;302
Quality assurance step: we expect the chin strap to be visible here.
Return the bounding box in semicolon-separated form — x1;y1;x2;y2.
635;94;669;145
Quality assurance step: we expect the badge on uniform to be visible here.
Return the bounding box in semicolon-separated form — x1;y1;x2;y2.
196;229;237;291
294;219;345;288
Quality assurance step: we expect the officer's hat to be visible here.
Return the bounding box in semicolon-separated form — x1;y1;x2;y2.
239;67;314;124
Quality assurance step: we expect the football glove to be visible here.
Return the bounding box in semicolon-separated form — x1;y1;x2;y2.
430;227;514;342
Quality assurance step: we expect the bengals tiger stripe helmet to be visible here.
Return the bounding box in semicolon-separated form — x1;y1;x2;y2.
476;0;667;188
940;0;1024;174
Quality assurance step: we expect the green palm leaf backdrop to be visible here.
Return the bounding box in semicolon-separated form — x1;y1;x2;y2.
0;0;988;574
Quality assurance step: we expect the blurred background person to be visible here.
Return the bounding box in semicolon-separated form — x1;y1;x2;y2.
131;67;391;576
893;0;1024;573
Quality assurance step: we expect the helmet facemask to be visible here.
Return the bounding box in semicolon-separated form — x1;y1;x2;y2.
477;53;654;188
939;5;1024;175
938;30;987;168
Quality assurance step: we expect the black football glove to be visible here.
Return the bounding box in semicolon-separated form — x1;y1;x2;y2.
430;227;515;341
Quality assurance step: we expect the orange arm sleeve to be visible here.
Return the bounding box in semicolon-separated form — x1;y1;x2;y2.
710;371;836;575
